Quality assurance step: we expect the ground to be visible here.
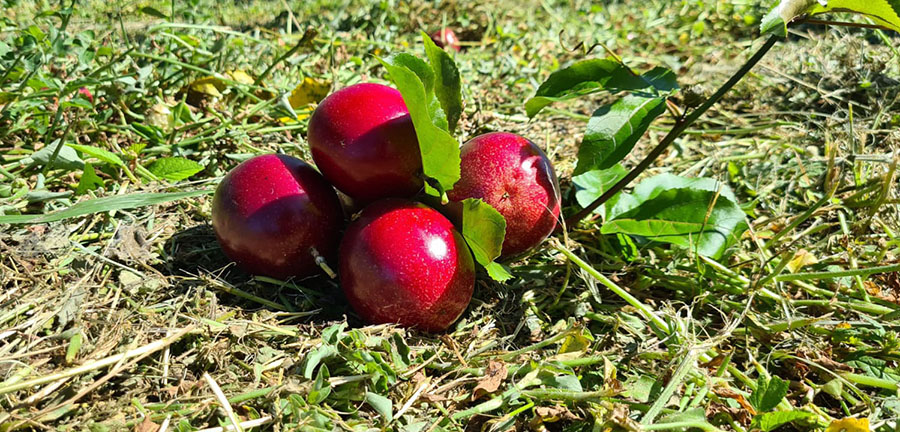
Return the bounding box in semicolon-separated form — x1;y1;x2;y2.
1;0;899;431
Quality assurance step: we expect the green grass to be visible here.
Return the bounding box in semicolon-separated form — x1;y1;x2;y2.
1;0;899;431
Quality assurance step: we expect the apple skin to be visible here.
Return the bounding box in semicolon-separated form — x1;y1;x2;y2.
211;154;344;279
430;28;461;52
447;132;561;258
339;199;475;332
307;83;423;204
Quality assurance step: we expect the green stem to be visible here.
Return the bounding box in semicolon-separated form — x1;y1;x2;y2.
565;34;780;227
553;244;669;338
776;263;900;282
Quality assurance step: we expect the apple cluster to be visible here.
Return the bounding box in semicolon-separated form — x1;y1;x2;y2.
211;83;560;332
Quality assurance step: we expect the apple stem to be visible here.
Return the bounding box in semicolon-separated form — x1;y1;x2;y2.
563;34;780;229
309;247;336;279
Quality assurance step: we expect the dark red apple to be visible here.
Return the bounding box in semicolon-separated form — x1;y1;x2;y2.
447;132;561;258
212;154;344;279
430;28;461;52
339;199;475;332
307;83;423;204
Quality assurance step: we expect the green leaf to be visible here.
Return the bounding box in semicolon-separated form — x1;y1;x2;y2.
846;355;900;381
655;408;713;432
573;164;628;219
302;345;339;379
385;53;435;94
422;32;463;132
147;157;204;182
485;262;513;282
67;143;125;167
822;378;843;398
29;141;84;171
526;59;643;117
379;58;460;195
601;176;748;259
459;198;508;281
139;6;169;19
749;375;789;413
626;173;740;207
308;364;331;404
0;190;211;224
574;94;667;175
752;411;813;432
761;0;900;36
62;97;92;109
76;163;104;195
365;392;393;423
525;59;677;118
65;332;83;364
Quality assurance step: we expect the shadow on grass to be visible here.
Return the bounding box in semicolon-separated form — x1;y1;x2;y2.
159;224;351;323
158;224;539;337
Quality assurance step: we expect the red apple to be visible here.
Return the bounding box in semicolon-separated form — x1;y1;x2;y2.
447;132;561;258
339;199;475;332
212;154;344;279
430;28;461;52
307;83;423;204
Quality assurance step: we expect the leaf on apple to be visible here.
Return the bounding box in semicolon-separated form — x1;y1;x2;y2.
379;57;461;197
601;174;748;259
422;31;463;132
460;198;512;281
761;0;900;36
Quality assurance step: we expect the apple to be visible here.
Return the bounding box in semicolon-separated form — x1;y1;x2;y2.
339;199;475;332
211;154;344;279
447;132;561;258
307;83;423;204
430;28;461;52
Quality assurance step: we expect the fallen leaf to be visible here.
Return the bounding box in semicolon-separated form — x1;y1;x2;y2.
189;76;226;98
277;111;311;124
134;416;159;432
534;405;580;422
472;360;507;400
706;402;752;426
108;225;153;263
712;386;756;415
288;77;330;109
816;355;853;372
226;70;255;85
146;102;173;130
826;417;870;432
700;353;728;369
787;249;818;273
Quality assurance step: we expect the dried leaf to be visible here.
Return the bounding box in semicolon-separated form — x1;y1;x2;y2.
288;77;330;109
534;405;580;422
713;386;757;415
134;416;159;432
787;249;818;272
189;76;226;98
472;360;507;400
226;70;255;85
826;417;870;432
706;402;752;426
